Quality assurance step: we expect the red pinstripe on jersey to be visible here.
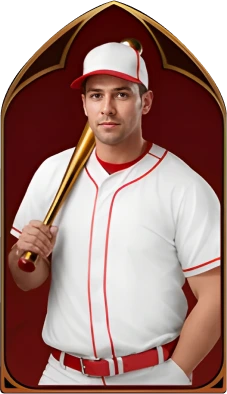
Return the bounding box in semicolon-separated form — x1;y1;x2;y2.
12;227;22;234
85;167;99;358
183;257;220;272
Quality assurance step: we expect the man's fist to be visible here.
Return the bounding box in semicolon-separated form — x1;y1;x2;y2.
16;220;58;259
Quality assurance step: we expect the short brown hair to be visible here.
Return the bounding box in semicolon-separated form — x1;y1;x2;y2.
138;84;148;97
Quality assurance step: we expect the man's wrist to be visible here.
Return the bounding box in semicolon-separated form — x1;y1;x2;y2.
41;255;51;268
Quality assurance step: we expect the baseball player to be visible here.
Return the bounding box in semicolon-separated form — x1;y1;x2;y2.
8;41;221;386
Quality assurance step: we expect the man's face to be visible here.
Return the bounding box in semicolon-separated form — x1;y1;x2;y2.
81;75;152;146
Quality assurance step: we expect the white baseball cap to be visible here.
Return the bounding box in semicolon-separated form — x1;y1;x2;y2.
70;42;149;89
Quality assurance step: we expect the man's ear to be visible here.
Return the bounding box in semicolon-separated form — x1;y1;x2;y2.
81;94;88;117
142;91;153;115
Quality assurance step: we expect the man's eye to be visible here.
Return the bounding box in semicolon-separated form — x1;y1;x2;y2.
90;94;102;99
117;92;128;98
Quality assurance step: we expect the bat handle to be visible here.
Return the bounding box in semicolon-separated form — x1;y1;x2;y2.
18;251;38;272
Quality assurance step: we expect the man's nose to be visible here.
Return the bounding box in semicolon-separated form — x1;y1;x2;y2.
101;97;116;116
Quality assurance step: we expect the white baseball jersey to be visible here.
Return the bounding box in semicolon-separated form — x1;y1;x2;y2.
11;143;220;361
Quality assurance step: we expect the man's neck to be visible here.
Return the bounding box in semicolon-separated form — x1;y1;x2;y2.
95;137;147;164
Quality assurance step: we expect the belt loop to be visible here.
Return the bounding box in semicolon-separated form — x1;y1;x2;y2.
157;346;164;364
117;357;124;374
59;351;66;369
105;358;115;376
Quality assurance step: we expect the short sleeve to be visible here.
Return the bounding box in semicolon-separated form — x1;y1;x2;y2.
10;161;50;239
175;177;220;278
10;148;74;240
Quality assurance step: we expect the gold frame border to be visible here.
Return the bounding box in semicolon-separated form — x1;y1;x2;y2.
1;1;226;392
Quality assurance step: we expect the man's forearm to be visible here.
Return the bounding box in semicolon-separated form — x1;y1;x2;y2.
8;244;50;291
171;296;221;377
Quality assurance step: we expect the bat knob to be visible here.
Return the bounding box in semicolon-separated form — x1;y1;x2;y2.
18;258;36;272
121;38;143;55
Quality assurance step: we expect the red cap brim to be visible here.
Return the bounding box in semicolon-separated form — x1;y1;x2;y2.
70;70;142;89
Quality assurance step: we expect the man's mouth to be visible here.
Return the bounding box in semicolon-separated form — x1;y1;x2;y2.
99;122;120;128
99;122;119;125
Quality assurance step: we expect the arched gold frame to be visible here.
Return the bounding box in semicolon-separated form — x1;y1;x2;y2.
1;1;226;392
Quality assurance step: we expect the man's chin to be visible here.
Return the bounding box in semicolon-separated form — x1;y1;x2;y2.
94;133;123;146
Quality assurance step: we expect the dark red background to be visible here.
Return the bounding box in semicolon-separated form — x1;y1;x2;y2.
3;4;223;389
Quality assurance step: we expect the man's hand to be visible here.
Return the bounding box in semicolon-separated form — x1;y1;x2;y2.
16;220;58;259
9;221;59;291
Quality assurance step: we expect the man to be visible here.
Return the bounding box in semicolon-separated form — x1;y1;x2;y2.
8;41;221;386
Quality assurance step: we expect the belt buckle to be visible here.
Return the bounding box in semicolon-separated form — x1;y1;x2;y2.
80;357;103;378
80;358;88;376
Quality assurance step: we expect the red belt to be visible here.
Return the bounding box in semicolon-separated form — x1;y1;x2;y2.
52;337;178;377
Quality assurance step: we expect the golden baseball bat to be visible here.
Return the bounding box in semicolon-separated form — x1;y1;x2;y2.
18;122;95;272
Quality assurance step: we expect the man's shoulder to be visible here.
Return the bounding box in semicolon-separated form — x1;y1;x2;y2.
41;147;75;167
165;150;196;175
30;147;75;191
152;143;211;189
36;147;75;175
